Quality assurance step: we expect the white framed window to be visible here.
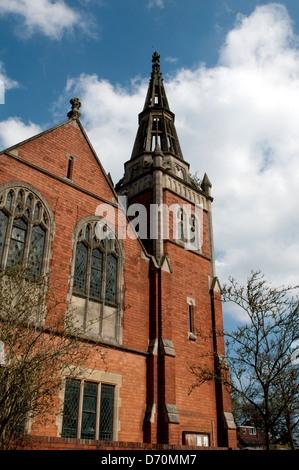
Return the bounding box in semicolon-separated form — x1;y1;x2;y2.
196;434;209;447
184;432;210;447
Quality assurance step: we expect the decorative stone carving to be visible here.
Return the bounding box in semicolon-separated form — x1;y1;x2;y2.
67;97;82;119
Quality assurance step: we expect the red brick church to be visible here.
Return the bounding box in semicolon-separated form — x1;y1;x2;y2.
0;53;237;449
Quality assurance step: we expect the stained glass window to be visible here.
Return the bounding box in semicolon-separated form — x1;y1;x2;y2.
34;203;40;221
6;218;27;268
0;186;51;276
27;225;45;277
73;220;119;306
73;242;88;295
5;191;13;210
105;254;117;303
90;248;102;299
85;224;90;241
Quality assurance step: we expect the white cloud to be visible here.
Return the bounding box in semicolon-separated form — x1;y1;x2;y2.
0;62;19;103
0;62;19;91
165;56;178;63
63;74;148;177
0;0;85;39
0;117;43;149
147;0;165;8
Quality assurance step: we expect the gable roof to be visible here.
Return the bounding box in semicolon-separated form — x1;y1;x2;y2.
0;116;117;200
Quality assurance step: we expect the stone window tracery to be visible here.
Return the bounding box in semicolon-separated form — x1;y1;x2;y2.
70;217;124;345
0;183;54;276
72;219;119;305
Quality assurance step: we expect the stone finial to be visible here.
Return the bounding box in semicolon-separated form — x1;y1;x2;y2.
152;51;160;66
67;97;81;119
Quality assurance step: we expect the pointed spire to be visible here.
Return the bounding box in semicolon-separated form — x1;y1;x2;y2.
143;52;170;110
130;52;183;161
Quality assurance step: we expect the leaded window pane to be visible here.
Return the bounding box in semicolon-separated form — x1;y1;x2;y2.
99;384;114;441
73;242;88;294
90;248;102;299
33;203;40;221
73;221;120;307
61;379;80;438
27;225;45;277
7;218;27;268
105;254;117;303
85;224;90;242
5;191;13;210
0;187;50;276
0;210;8;264
81;382;98;440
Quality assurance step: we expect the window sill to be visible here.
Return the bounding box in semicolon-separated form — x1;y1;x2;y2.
188;332;197;341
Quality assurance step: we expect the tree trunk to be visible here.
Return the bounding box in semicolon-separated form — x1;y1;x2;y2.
286;413;296;450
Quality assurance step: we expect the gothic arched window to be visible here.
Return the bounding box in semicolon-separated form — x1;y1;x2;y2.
0;183;54;277
70;217;124;344
73;220;119;305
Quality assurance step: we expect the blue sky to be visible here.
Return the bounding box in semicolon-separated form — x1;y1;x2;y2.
2;0;299;125
1;0;299;329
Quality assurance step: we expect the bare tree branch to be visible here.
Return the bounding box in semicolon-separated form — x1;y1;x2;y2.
0;266;105;449
189;270;299;450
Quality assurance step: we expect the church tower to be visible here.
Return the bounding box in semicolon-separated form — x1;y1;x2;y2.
116;53;236;447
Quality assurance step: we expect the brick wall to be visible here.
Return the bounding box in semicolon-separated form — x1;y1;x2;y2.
22;436;234;450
